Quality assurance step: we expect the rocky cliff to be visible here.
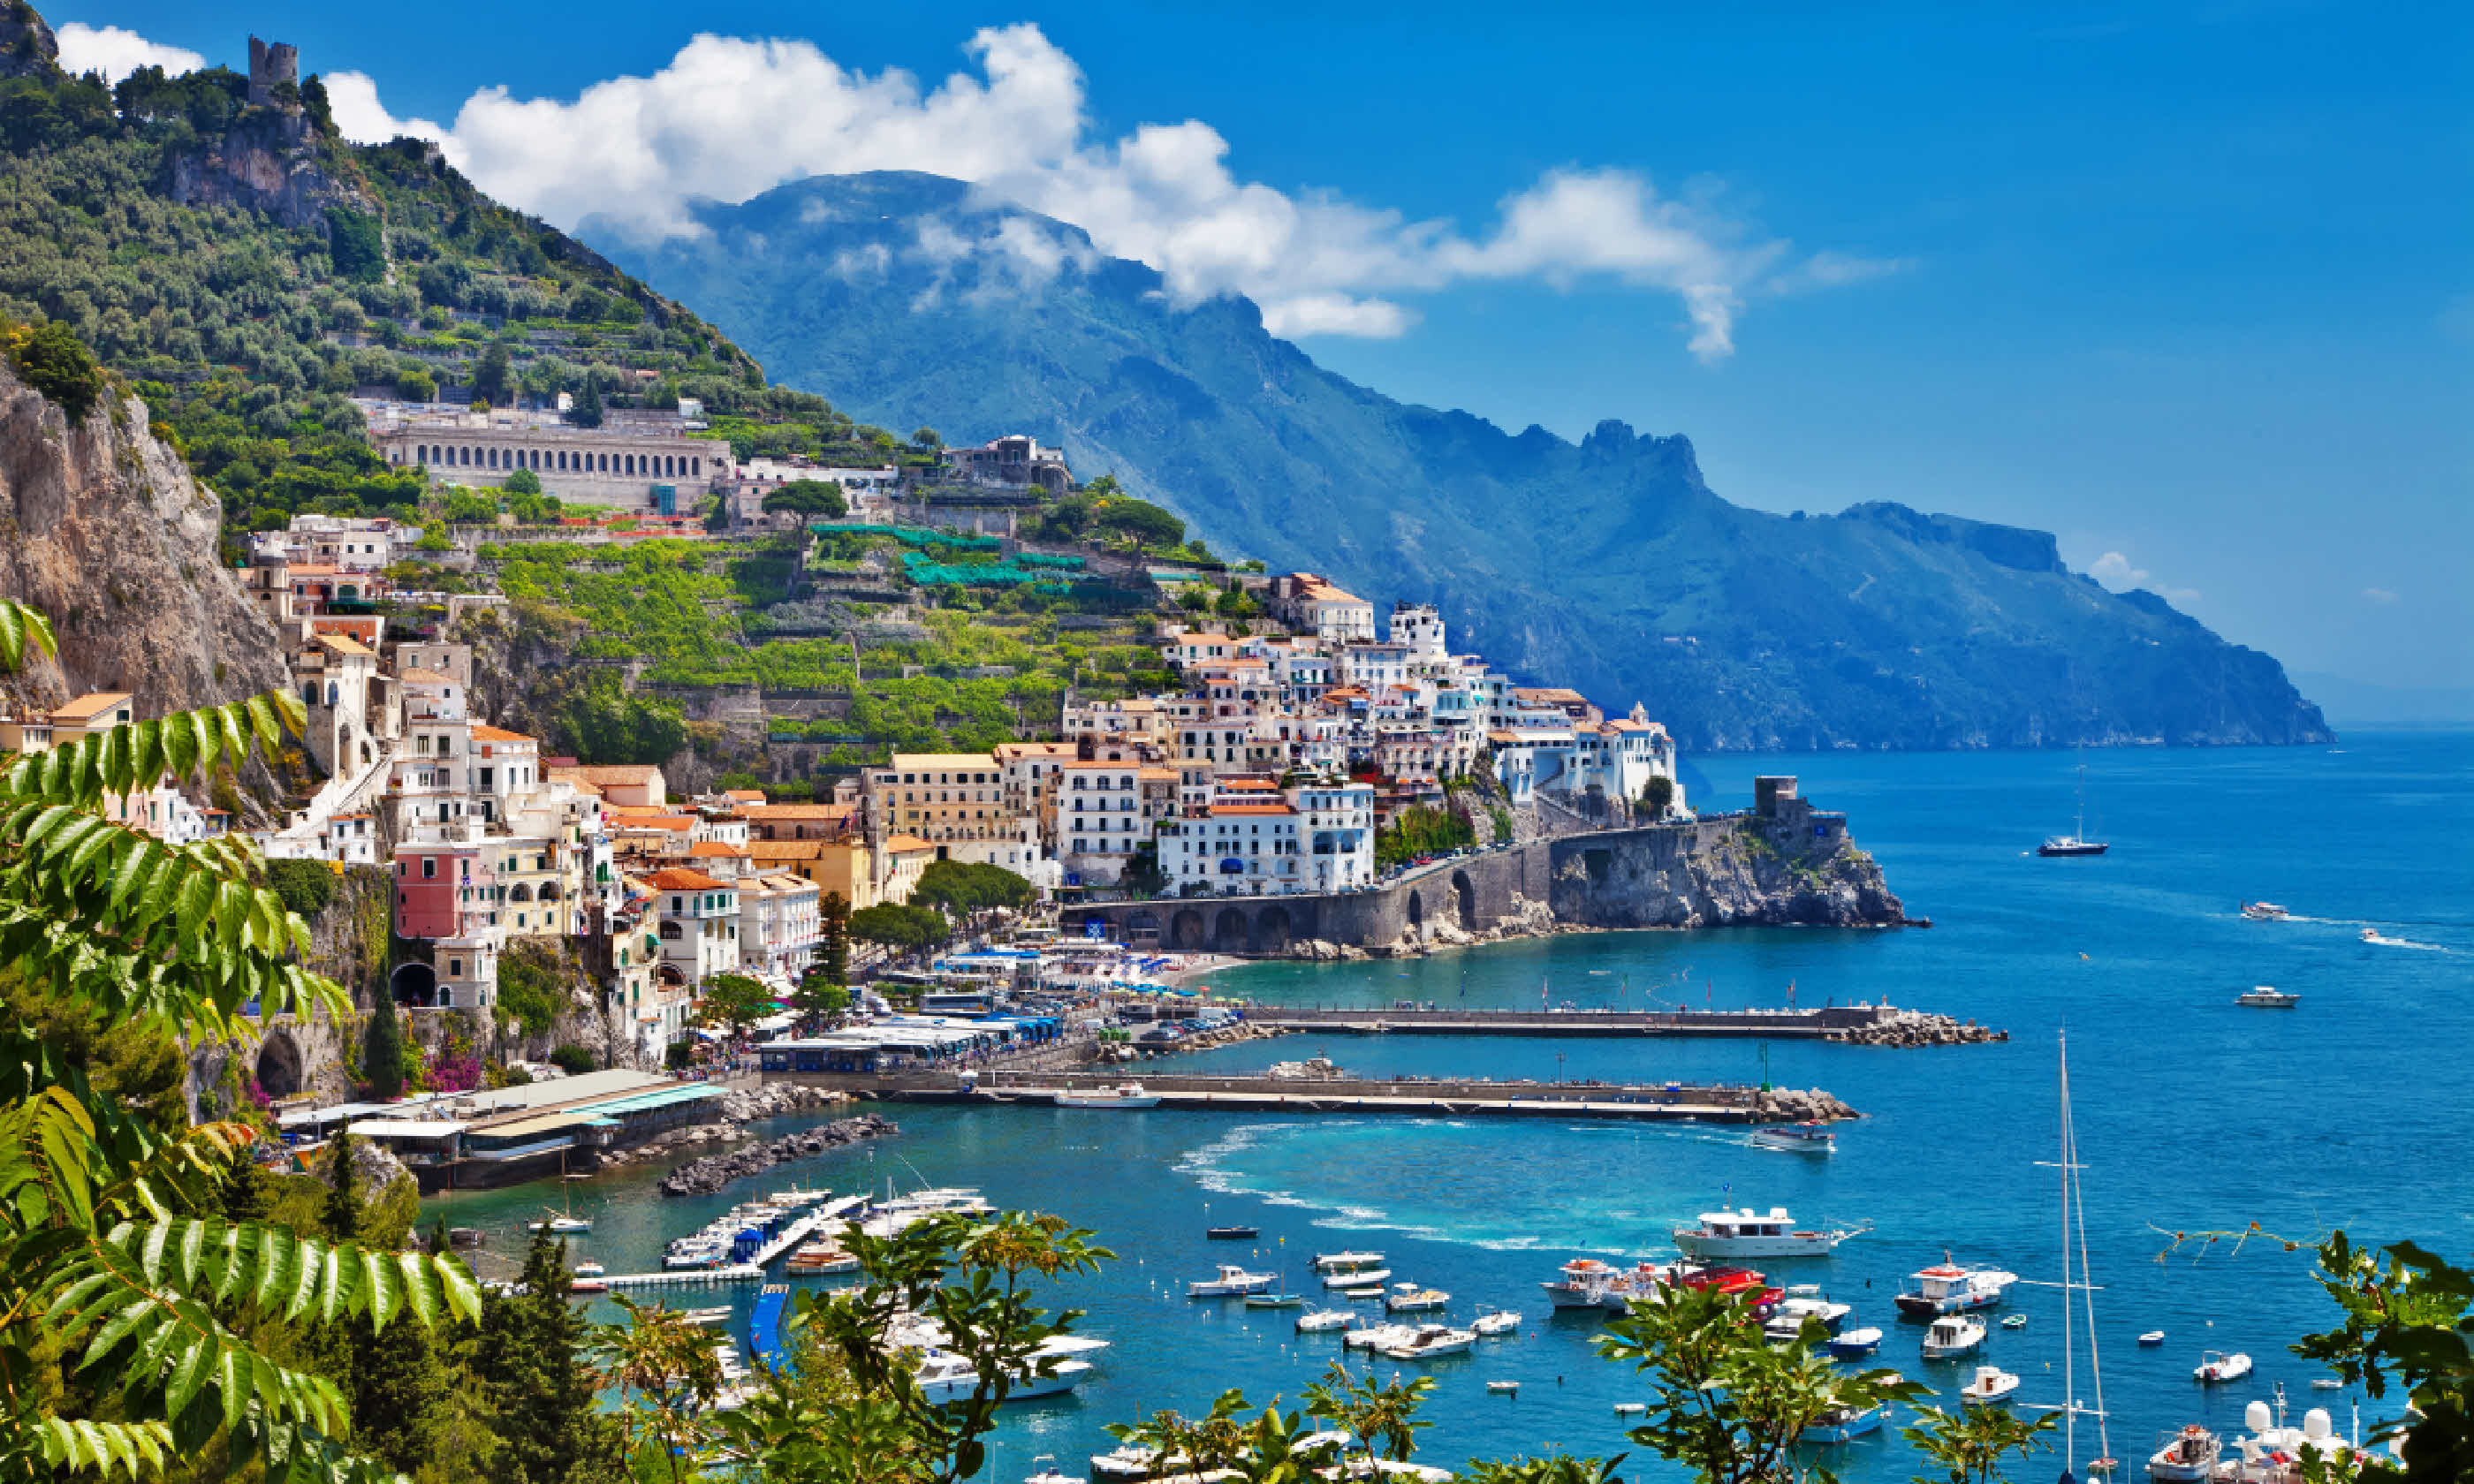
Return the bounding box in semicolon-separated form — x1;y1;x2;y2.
1548;818;1907;930
0;364;286;731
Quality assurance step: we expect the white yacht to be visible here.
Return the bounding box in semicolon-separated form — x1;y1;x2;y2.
2240;901;2290;921
2235;987;2299;1009
1295;1308;1355;1333
1893;1261;2018;1318
2194;1351;2254;1385
529;1215;592;1234
1672;1207;1868;1260
1379;1323;1476;1360
1959;1366;2021;1406
1385;1283;1450;1314
2217;1387;2355;1483
2147;1426;2221;1482
1053;1082;1161;1109
1324;1268;1393;1289
1188;1264;1277;1298
1761;1297;1853;1341
914;1352;1093;1404
1471;1309;1522;1336
1313;1250;1386;1272
1923;1315;1987;1360
1342;1321;1419;1352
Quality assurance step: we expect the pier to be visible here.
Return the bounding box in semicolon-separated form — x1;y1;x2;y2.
592;1264;766;1290
1243;1004;1893;1038
848;1069;1851;1124
747;1195;868;1267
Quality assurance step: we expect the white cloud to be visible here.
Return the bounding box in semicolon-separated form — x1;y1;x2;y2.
2088;551;2149;588
2364;587;2400;603
55;22;202;82
121;20;1899;354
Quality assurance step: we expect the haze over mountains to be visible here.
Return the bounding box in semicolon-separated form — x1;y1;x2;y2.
597;171;2331;752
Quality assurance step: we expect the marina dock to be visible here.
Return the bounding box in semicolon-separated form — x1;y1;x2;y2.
747;1194;868;1267
1244;1003;1895;1038
861;1069;1846;1123
594;1264;766;1290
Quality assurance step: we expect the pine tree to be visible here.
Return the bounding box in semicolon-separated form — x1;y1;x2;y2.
322;1125;364;1242
365;996;404;1100
816;890;850;986
475;1227;623;1484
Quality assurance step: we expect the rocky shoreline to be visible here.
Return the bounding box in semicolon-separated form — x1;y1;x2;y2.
1822;1009;2007;1047
595;1081;855;1172
1751;1086;1863;1122
656;1112;900;1198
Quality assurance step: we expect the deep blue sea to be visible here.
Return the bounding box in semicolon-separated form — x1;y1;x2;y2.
426;733;2471;1482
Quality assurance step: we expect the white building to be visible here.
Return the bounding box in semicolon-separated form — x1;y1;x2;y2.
738;872;821;982
1052;761;1146;886
650;867;740;989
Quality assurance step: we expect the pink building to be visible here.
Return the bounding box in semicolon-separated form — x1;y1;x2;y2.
392;842;498;941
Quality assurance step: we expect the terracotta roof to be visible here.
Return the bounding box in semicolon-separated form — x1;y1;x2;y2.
647;867;726;891
884;834;935;853
285;564;340;577
618;817;695;833
470;724;535;743
687;842;748;858
49;693;132;722
995;742;1076;759
1212;803;1295;815
398;667;455;685
1514;686;1589;703
550;764;663;784
748;841;829;860
1137;766;1180;781
742;804;854;821
313;632;376;656
722;789;766;802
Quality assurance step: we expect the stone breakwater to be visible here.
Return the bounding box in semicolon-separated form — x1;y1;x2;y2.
1821;1010;2007;1047
656;1113;899;1198
1751;1086;1863;1122
596;1082;853;1170
1097;1021;1293;1064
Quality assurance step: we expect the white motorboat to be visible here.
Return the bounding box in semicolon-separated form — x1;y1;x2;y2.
1188;1264;1276;1298
1671;1207;1868;1260
1541;1258;1618;1309
2240;901;2289;922
1826;1327;1883;1360
1295;1308;1355;1333
2139;1330;2167;1346
1471;1309;1522;1336
2193;1350;2253;1385
1385;1283;1450;1314
1762;1297;1853;1342
1314;1250;1385;1272
1379;1323;1476;1360
914;1352;1093;1404
1807;1404;1882;1443
1749;1121;1836;1155
529;1215;592;1234
1324;1268;1393;1289
1026;1457;1087;1484
1089;1446;1178;1483
1485;1380;1519;1394
1342;1321;1418;1352
1923;1315;1987;1360
2147;1425;2221;1482
572;1261;605;1278
1893;1261;2018;1318
1052;1082;1161;1109
786;1240;860;1275
1960;1365;2022;1406
682;1306;733;1327
2235;987;2299;1008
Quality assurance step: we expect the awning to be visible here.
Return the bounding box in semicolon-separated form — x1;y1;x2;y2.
469;1109;603;1140
580;1084;722;1117
345;1118;468;1139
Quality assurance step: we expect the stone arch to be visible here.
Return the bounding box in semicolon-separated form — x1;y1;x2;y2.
1407;890;1425;928
539;881;559;901
508;883;534;902
1170;908;1205;950
1254;905;1293;955
1452;870;1477;931
388;960;437;1008
1212;906;1248;952
254;1031;303;1100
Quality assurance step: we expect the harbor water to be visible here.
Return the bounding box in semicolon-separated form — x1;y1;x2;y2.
425;731;2471;1481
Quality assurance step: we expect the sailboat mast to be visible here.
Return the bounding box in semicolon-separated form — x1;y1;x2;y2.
2060;1027;2076;1471
2069;1035;2114;1469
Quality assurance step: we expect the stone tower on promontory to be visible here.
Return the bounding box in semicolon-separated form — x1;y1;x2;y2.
246;34;298;107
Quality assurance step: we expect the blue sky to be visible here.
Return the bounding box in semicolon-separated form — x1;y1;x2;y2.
57;2;2474;690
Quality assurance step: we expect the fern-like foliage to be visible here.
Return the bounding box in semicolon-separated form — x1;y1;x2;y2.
0;600;478;1482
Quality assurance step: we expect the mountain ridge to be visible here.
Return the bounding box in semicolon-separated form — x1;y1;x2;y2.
600;170;2331;752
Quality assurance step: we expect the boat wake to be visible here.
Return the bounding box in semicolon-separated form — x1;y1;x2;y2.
2363;932;2450;951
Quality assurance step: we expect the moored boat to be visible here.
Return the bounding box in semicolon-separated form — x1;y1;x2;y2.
1471;1309;1522;1336
1244;1292;1304;1308
1325;1268;1393;1290
1314;1250;1386;1272
1295;1308;1354;1333
1826;1327;1883;1360
1960;1365;2021;1406
2139;1330;2167;1346
1379;1323;1476;1360
2193;1350;2253;1385
1922;1315;1987;1360
1762;1297;1854;1342
1342;1321;1417;1352
1053;1082;1160;1109
1893;1261;2018;1318
1206;1224;1259;1240
1188;1264;1276;1298
2235;987;2300;1008
2147;1425;2220;1482
1672;1207;1868;1261
1385;1282;1450;1314
1541;1258;1617;1309
1807;1404;1882;1443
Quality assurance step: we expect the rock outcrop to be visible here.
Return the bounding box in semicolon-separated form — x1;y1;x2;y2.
1824;1009;2007;1048
1750;1086;1861;1123
1551;820;1906;930
596;1082;856;1170
656;1112;899;1198
0;367;285;747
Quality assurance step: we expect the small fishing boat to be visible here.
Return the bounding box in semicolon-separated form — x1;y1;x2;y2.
1807;1404;1882;1443
1340;1285;1385;1300
1827;1327;1884;1360
1324;1268;1393;1289
2241;901;2289;921
1960;1365;2022;1406
1485;1380;1520;1394
1314;1250;1386;1272
2147;1424;2220;1482
1053;1082;1160;1109
1294;1308;1355;1333
528;1215;592;1234
1894;1261;2017;1318
1542;1258;1618;1309
1188;1264;1277;1298
2193;1350;2253;1385
1471;1309;1522;1336
2235;987;2300;1008
2000;1314;2029;1329
1923;1315;1987;1360
1673;1207;1868;1260
786;1240;859;1275
2139;1330;2167;1346
1244;1292;1305;1309
1385;1283;1450;1314
1206;1224;1260;1240
1749;1121;1836;1155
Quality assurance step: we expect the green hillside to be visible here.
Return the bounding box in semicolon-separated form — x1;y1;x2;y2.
603;170;2335;752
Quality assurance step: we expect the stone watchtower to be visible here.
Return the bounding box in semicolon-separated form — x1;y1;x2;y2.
246;35;299;108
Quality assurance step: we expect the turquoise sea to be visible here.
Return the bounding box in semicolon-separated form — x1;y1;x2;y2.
427;732;2472;1481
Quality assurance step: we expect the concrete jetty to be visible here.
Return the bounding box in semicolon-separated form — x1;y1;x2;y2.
1235;1003;2001;1045
853;1070;1856;1124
